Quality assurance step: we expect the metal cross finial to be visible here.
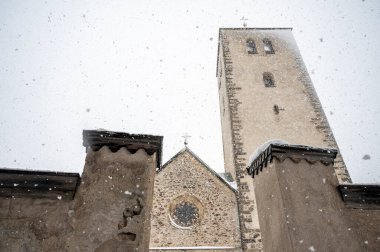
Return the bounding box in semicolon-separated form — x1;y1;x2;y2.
240;16;248;27
181;133;191;146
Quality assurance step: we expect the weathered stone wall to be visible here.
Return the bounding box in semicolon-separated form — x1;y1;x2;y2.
217;45;236;182
253;158;380;252
0;146;157;251
217;28;352;251
149;149;241;251
0;197;73;251
67;147;156;251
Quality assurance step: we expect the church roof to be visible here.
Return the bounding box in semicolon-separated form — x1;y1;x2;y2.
158;147;237;193
338;184;380;209
0;168;80;199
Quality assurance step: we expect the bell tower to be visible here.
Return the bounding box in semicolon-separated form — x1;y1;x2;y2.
217;28;351;251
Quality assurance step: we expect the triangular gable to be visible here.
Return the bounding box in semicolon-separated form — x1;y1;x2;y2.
158;147;237;193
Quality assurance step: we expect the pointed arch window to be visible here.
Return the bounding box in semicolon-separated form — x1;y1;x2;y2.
246;39;257;54
263;72;275;87
263;39;274;54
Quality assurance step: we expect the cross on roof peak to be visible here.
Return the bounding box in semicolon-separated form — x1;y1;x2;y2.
240;16;248;27
181;133;191;146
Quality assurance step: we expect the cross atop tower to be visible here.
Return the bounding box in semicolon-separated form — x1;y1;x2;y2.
240;16;248;27
181;133;191;146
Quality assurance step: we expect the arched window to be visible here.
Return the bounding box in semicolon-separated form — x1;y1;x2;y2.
263;39;274;54
263;72;275;87
246;39;257;54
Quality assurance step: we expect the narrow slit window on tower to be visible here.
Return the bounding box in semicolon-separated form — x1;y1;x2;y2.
246;39;257;54
263;39;274;54
263;72;275;87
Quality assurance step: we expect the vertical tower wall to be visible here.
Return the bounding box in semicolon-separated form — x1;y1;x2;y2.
217;28;351;251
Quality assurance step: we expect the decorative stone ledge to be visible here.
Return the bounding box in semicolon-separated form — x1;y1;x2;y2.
246;144;338;178
338;184;380;209
83;129;163;168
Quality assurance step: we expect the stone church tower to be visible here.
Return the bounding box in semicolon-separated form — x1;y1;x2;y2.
216;28;352;251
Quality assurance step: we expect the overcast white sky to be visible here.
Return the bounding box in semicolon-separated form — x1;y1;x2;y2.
1;0;379;183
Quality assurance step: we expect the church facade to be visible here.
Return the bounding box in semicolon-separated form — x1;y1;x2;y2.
149;148;241;251
0;28;379;252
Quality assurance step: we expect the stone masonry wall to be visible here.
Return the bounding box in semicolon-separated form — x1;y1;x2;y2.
292;52;351;183
150;149;241;251
218;46;236;182
218;30;262;252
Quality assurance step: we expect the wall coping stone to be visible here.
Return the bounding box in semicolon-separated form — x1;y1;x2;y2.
246;143;338;178
83;129;163;168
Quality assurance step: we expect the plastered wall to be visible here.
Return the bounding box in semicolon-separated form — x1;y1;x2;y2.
253;158;380;252
0;146;156;252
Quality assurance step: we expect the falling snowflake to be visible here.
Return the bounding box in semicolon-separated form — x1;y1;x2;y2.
362;154;371;160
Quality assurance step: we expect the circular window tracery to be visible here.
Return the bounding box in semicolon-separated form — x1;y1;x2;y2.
169;195;204;229
172;201;199;227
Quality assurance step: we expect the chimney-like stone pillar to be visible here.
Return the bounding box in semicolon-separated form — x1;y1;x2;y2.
247;143;380;252
65;130;162;252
